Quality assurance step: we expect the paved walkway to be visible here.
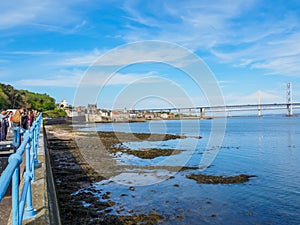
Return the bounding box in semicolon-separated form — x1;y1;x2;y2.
0;127;50;225
0;196;11;225
0;132;14;225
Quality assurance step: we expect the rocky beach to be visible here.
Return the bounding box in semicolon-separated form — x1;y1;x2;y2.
44;120;255;224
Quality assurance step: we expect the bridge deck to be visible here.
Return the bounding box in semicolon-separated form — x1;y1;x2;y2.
134;102;300;112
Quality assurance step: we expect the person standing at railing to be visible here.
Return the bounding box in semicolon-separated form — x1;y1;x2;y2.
28;110;35;128
7;111;14;133
0;110;3;141
0;110;9;141
12;109;21;128
21;109;29;131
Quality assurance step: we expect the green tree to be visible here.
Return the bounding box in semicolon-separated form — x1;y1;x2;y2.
0;83;56;111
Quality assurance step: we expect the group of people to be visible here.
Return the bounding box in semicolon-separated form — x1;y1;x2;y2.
0;108;39;142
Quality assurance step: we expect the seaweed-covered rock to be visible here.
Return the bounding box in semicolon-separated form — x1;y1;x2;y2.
186;173;256;184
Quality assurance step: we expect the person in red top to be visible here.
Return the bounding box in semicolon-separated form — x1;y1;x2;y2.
28;110;35;128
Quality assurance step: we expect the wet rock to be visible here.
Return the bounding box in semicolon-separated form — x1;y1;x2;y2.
116;209;124;214
45;124;170;224
186;173;256;184
102;192;111;199
124;148;183;159
129;186;135;191
247;210;254;216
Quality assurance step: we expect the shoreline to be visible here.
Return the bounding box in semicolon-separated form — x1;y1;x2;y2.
60;113;299;126
44;119;256;224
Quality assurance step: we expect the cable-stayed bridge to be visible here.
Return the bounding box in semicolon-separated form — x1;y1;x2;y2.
136;83;298;118
136;102;300;118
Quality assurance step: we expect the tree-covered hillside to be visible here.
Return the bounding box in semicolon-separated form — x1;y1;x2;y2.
0;83;55;111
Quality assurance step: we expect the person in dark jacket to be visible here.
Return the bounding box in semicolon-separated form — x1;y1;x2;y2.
21;109;28;130
0;110;9;141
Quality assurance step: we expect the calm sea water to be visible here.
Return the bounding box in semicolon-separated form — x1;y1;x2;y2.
79;116;300;224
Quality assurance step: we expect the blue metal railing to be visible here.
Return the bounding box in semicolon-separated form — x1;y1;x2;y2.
0;113;43;225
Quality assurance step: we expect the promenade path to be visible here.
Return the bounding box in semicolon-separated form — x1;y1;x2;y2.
0;125;50;225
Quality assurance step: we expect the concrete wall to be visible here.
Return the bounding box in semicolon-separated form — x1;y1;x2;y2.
20;124;61;225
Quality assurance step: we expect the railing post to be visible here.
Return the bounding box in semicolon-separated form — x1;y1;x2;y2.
0;113;42;224
29;128;36;181
23;131;36;220
9;154;22;225
34;119;41;167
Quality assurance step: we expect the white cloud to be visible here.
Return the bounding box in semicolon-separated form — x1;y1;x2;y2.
251;56;300;76
0;59;9;63
56;42;199;68
120;1;300;77
11;70;163;88
0;0;87;32
121;0;256;50
225;90;285;105
57;49;103;66
12;70;83;87
92;42;196;67
1;50;54;56
211;31;300;77
81;71;164;87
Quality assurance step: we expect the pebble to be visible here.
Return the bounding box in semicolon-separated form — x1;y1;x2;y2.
129;186;135;191
247;210;253;216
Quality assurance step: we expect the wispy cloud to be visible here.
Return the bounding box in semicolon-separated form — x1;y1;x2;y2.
121;0;255;49
213;32;300;77
12;69;83;87
56;49;103;66
119;0;300;77
11;70;163;88
225;90;286;105
80;71;164;87
0;50;55;55
56;42;199;68
0;0;88;32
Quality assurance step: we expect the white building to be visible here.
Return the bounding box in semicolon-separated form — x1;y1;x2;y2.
59;100;68;108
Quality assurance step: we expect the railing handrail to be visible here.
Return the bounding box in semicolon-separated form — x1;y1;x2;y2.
0;113;43;225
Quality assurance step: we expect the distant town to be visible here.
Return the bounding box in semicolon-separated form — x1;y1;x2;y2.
58;100;200;123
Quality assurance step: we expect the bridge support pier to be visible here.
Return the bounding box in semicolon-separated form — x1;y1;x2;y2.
200;108;205;119
287;104;293;116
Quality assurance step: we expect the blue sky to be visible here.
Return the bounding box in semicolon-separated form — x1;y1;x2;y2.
1;0;300;109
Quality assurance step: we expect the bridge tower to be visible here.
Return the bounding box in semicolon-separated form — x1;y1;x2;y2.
258;90;261;117
286;82;293;116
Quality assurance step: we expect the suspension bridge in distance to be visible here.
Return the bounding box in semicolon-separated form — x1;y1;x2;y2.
137;102;300;118
136;83;299;118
